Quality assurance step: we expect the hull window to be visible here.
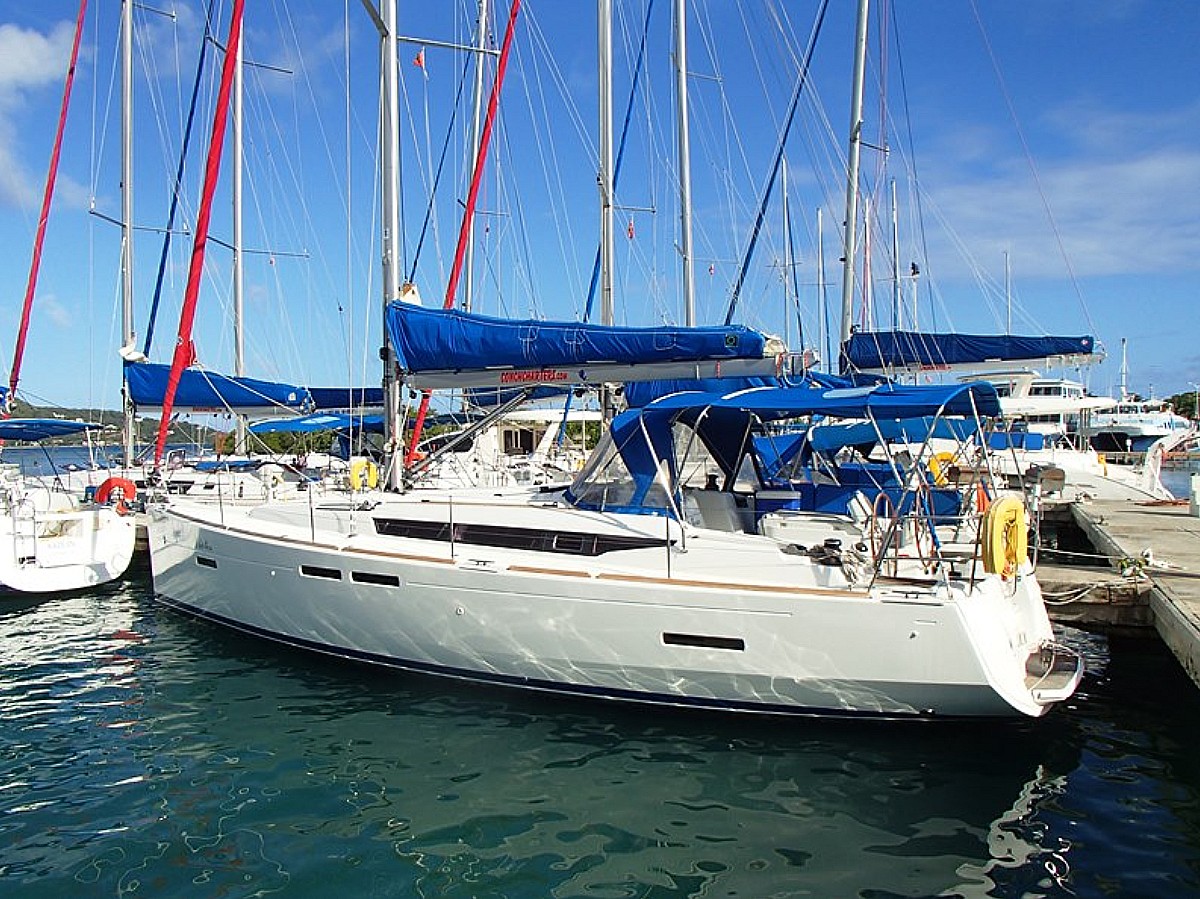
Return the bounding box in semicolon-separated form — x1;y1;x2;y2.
300;565;342;581
351;571;401;587
662;632;745;651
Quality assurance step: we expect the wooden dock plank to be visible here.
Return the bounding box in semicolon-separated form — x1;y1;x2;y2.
1071;500;1200;686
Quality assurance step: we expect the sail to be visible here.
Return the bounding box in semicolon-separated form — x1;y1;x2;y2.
125;362;382;414
386;303;782;389
843;331;1098;374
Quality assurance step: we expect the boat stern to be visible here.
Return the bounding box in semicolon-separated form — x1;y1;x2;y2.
1025;640;1085;708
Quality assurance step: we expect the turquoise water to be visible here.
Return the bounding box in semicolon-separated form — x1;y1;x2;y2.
2;570;1199;898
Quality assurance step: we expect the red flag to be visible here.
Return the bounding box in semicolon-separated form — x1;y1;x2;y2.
626;219;635;239
413;47;427;76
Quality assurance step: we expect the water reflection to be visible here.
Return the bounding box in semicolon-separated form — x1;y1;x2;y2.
0;576;1197;897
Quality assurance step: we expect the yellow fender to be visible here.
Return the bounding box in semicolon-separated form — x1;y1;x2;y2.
981;494;1029;579
927;451;957;487
349;459;379;491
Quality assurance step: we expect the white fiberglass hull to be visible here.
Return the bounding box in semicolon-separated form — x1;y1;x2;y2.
0;506;137;593
148;494;1076;718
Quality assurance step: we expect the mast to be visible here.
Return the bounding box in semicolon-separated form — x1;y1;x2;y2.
890;178;900;329
233;17;246;453
672;0;694;325
380;0;404;488
121;0;135;464
861;195;872;330
816;206;828;370
838;0;869;363
1119;337;1128;402
781;157;791;347
1003;250;1011;335
598;0;614;329
463;0;490;312
597;0;615;421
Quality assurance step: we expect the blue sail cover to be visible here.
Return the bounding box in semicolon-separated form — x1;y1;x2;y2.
385;303;768;374
125;362;383;413
0;418;102;441
843;331;1096;371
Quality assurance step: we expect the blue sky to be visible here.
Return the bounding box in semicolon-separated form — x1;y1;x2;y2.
0;0;1197;414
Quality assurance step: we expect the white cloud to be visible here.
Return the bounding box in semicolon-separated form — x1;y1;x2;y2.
0;21;75;104
910;103;1200;282
39;293;72;330
0;19;76;210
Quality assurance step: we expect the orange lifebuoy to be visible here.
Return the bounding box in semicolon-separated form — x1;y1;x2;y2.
95;476;137;515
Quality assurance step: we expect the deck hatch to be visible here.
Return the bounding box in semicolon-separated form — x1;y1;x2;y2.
196;556;217;569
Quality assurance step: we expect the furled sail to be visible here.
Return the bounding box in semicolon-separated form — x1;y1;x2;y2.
842;331;1099;375
386;303;788;389
125;361;382;415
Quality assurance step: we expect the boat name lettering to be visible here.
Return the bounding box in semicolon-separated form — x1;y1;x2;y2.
499;369;569;384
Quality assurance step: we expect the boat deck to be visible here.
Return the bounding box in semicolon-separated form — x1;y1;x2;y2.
1071;499;1200;687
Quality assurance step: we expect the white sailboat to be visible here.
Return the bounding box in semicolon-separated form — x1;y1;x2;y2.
145;0;1082;719
0;421;137;594
0;2;137;594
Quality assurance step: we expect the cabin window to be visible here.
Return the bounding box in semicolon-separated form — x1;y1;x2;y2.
566;428;672;513
502;427;538;455
372;517;667;556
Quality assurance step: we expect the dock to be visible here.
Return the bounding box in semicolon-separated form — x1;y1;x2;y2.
1064;499;1200;687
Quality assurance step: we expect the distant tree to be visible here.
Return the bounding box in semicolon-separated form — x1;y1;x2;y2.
1169;391;1198;420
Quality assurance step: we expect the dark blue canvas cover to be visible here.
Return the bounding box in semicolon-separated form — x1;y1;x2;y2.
125;362;383;413
843;331;1095;371
385;303;769;373
0;418;101;441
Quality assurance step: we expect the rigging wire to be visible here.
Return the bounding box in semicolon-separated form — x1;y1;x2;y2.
583;0;656;323
968;0;1097;337
405;53;473;284
143;0;215;358
723;0;829;326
